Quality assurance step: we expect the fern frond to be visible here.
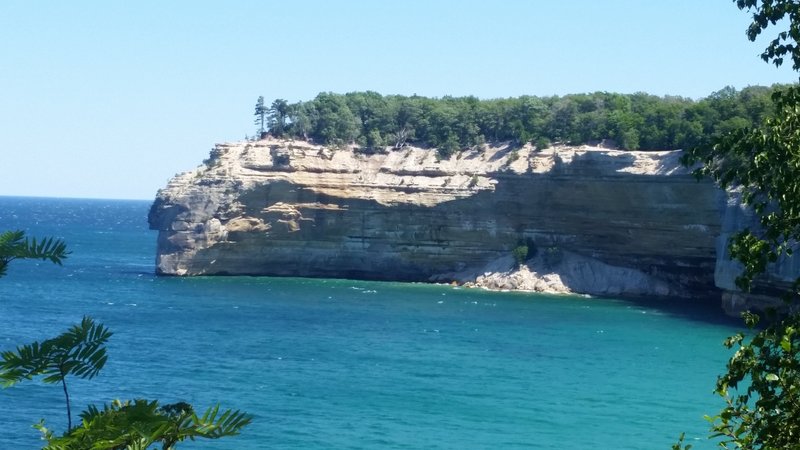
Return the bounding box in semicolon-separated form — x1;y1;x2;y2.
0;230;69;276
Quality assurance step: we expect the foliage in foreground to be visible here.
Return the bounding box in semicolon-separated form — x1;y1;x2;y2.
36;399;251;450
0;231;251;449
0;316;112;430
0;229;68;277
709;312;800;448
676;0;800;448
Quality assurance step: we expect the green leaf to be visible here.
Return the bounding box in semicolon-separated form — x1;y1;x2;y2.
765;373;779;381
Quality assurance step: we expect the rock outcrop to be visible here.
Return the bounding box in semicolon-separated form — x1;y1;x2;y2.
454;251;676;298
149;138;733;304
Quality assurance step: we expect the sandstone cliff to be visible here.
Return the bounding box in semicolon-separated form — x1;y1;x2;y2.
149;138;732;304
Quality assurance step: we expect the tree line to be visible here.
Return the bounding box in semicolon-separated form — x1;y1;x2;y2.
254;85;785;156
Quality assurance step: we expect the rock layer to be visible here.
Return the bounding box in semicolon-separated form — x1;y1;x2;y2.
149;138;729;302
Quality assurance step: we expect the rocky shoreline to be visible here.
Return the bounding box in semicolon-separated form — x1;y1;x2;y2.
437;250;676;298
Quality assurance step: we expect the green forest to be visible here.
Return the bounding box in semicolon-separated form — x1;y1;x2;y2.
255;85;788;157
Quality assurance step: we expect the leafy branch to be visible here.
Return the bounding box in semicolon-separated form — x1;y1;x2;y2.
674;1;800;448
1;316;111;430
0;230;68;277
1;317;251;448
38;399;252;450
1;231;251;447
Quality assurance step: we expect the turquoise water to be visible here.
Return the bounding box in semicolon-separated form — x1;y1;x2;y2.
0;196;739;449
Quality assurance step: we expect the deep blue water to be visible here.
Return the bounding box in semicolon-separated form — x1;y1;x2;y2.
0;196;739;449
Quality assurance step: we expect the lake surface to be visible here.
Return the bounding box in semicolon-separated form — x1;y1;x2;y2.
0;196;739;449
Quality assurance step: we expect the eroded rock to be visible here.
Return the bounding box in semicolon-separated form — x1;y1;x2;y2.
149;138;726;303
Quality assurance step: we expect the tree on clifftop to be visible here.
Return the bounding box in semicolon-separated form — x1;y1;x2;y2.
254;95;267;136
268;98;289;137
675;1;800;448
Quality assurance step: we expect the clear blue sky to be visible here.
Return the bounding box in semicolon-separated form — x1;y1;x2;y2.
1;1;797;200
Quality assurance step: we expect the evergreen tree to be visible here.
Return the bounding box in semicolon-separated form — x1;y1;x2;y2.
253;95;267;136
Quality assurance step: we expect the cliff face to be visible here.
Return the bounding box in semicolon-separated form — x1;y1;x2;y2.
714;192;800;315
149;138;728;302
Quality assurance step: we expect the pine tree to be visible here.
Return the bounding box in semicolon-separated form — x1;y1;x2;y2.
254;95;267;136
